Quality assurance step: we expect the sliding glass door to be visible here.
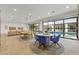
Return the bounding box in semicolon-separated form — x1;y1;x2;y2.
64;18;77;39
43;17;78;39
55;20;64;37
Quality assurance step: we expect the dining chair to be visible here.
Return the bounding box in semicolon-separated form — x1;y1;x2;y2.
50;35;61;48
34;31;43;44
37;35;48;50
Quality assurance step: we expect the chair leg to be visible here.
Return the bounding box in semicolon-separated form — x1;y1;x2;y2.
34;41;37;45
34;40;38;45
38;43;42;49
56;43;61;48
34;41;37;44
43;44;48;50
49;43;55;47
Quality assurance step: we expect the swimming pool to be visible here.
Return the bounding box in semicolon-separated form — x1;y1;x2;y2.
49;32;77;39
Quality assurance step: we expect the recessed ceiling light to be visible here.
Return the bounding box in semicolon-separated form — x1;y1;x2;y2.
66;6;69;8
13;9;16;11
48;13;50;15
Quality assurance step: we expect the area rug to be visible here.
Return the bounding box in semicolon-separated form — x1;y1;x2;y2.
30;42;64;55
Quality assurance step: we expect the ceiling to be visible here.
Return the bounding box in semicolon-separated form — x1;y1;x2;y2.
0;4;78;24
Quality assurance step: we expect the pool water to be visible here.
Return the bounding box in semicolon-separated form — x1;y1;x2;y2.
49;32;77;39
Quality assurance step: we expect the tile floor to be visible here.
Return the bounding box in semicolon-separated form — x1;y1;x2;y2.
0;35;79;55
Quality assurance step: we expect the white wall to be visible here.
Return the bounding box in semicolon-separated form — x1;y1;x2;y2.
0;7;29;35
